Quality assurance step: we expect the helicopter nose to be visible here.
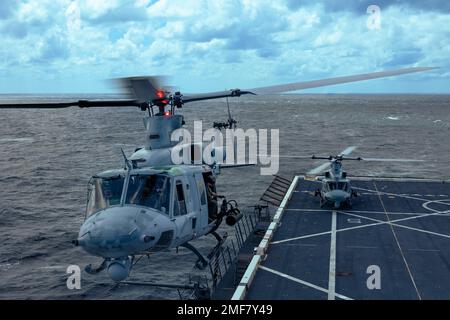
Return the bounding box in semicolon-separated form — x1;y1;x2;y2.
328;190;348;203
77;206;159;258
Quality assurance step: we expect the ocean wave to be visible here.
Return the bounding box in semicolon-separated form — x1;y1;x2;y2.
386;116;400;120
0;137;34;143
20;252;49;261
1;94;450;299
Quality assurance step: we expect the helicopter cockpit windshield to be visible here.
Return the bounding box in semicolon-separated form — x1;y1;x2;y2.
86;174;125;217
338;182;348;191
125;174;171;214
326;181;348;191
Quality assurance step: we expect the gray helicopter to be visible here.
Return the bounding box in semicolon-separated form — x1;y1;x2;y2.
0;67;435;282
308;146;360;208
308;146;423;209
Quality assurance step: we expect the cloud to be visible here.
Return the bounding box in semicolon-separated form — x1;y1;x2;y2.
0;1;19;20
286;0;450;13
38;32;70;61
1;1;58;39
1;20;29;38
82;1;150;24
0;0;448;93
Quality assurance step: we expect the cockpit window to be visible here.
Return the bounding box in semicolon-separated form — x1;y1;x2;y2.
327;181;348;191
338;182;348;191
86;175;124;217
327;182;337;190
125;174;171;214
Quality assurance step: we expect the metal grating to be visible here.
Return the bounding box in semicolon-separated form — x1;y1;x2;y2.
260;175;293;206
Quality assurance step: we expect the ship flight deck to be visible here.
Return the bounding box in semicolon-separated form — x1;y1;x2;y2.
232;177;450;300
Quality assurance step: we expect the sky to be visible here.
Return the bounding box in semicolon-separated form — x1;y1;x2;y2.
0;0;449;94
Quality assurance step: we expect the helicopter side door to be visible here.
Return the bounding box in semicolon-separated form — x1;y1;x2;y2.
172;177;196;245
193;172;209;234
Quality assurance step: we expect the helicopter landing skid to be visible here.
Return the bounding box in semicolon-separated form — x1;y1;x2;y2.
181;231;228;270
320;199;325;208
210;231;226;244
207;232;228;260
181;242;209;270
85;259;107;275
314;189;321;197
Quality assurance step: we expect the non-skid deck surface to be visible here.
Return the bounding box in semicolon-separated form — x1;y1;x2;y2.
246;179;450;300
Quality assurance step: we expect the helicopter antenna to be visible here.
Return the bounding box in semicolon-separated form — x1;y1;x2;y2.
226;97;237;129
212;92;237;130
120;148;132;170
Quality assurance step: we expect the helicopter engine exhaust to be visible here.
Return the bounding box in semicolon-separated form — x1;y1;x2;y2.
225;212;243;226
107;257;132;282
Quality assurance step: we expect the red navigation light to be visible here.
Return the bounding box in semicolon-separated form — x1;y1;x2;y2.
156;90;165;99
164;111;171;116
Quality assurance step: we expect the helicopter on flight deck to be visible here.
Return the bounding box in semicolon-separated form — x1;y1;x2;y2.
307;146;424;209
0;67;435;282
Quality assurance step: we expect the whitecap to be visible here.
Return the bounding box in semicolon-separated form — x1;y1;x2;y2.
38;265;66;270
0;137;34;143
386;116;399;120
0;262;20;270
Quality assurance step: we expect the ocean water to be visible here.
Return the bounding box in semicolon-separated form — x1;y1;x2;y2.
0;94;450;299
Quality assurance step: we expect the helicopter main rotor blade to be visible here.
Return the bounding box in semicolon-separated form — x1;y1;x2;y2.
246;67;437;95
0;100;140;109
361;157;425;162
114;76;168;102
0;102;79;108
179;67;435;104
307;146;357;175
264;155;313;159
308;162;332;175
182;90;255;103
339;146;357;157
0;66;436;109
